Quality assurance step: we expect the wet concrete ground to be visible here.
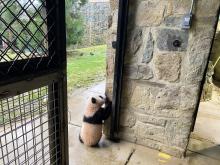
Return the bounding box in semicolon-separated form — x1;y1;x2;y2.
0;116;50;164
68;82;220;165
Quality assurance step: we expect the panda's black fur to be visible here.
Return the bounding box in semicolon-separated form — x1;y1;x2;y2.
83;104;112;124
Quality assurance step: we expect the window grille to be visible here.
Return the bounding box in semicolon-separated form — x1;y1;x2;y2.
0;0;57;76
0;85;61;165
0;0;67;164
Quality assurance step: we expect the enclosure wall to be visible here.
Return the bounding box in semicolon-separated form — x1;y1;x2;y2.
105;0;220;157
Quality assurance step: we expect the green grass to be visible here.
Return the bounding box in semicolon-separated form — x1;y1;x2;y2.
67;45;106;92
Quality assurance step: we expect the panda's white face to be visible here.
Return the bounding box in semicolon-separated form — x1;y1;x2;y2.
85;95;105;115
91;95;105;107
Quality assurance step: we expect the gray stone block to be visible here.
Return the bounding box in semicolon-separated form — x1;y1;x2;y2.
154;53;181;82
156;29;189;52
120;111;136;128
124;66;139;80
163;17;182;28
155;86;181;110
135;0;166;27
180;85;200;110
135;113;167;127
135;121;165;143
182;27;215;84
165;119;192;149
129;28;143;55
142;32;154;63
137;65;154;80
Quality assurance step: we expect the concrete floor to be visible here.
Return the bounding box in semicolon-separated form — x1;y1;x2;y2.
68;82;220;165
0;116;50;164
193;101;220;144
68;124;220;165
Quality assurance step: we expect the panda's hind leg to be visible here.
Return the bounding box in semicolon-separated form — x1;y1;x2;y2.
79;133;99;147
91;143;99;148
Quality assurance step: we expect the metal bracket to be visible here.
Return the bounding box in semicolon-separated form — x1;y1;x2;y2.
181;0;195;30
112;41;117;49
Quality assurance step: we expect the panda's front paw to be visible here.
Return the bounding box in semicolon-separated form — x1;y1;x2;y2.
105;97;111;104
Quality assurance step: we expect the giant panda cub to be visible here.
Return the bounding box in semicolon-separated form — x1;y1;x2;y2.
79;95;112;147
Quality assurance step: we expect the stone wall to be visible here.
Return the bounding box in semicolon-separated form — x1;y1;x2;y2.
105;0;220;157
80;1;110;46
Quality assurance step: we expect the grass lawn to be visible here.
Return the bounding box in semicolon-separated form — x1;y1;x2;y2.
67;45;106;92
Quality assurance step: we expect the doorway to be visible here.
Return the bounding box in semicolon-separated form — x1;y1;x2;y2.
66;0;116;163
66;0;130;163
66;0;110;127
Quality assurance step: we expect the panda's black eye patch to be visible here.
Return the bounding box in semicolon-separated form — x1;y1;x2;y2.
91;97;96;104
99;95;103;99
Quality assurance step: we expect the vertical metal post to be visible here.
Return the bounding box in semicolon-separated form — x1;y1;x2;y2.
48;83;61;164
110;0;129;141
46;0;61;163
56;0;69;164
47;0;68;164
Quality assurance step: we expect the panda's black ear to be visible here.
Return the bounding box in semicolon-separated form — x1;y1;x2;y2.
91;97;96;104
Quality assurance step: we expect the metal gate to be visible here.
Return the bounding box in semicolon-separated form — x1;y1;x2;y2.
0;0;68;164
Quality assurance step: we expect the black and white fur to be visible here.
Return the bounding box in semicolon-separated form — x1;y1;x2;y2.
79;95;111;146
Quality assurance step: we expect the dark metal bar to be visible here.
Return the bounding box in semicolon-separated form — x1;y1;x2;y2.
0;61;59;86
110;0;129;140
0;72;59;99
48;83;60;165
55;0;69;164
45;2;61;162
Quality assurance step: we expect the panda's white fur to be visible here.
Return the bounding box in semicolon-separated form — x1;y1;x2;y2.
80;95;109;146
80;123;102;146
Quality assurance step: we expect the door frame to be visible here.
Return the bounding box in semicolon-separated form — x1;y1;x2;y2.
110;0;129;140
